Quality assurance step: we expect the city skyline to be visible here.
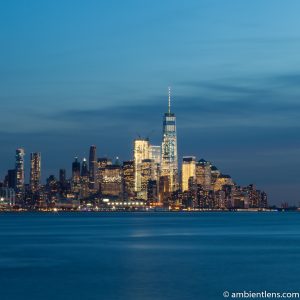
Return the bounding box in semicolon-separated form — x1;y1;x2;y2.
0;92;269;211
1;1;300;205
0;88;292;206
1;3;300;300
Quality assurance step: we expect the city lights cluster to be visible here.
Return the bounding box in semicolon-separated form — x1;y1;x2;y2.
0;92;269;211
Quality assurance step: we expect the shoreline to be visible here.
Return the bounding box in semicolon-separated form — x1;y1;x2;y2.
0;208;298;213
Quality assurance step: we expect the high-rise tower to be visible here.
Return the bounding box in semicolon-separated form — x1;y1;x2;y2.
15;148;25;202
71;157;81;193
182;156;196;192
89;145;97;191
30;152;41;193
161;87;178;192
134;138;150;193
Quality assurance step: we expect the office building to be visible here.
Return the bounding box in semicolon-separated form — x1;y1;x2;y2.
89;145;98;191
134;138;150;192
123;160;135;200
161;88;178;192
30;152;41;193
182;156;196;192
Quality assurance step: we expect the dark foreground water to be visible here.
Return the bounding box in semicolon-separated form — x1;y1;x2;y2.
0;212;300;300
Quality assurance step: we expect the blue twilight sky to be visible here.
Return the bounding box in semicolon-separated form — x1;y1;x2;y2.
1;0;300;205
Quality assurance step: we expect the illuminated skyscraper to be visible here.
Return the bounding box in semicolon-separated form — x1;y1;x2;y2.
81;158;89;177
98;157;112;192
15;148;25;202
140;159;155;200
182;156;196;192
30;152;41;193
72;157;81;178
150;145;161;181
101;165;123;198
150;145;161;165
134;138;150;193
80;158;89;198
71;157;81;193
196;159;212;190
210;165;221;187
161;88;178;192
123;160;135;200
89;145;97;191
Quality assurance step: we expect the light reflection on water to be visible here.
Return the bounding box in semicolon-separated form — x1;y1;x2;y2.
0;212;299;300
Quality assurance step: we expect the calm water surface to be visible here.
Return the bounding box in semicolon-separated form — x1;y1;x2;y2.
0;212;299;300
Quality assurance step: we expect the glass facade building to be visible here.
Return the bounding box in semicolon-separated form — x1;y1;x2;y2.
161;89;178;192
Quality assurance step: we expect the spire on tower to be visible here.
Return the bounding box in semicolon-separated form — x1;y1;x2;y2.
168;86;171;114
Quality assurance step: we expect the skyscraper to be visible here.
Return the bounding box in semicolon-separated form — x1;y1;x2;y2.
15;148;25;202
89;145;97;191
98;157;112;193
161;88;178;192
30;152;41;193
123;160;135;200
134;138;150;193
80;158;89;198
72;157;81;178
182;156;196;192
81;158;89;177
71;157;81;193
150;145;161;165
140;158;155;200
101;165;123;198
150;145;161;181
196;159;212;190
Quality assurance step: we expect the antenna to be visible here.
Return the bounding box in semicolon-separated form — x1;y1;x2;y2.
168;86;171;114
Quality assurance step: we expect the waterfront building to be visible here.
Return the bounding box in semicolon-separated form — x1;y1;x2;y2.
161;88;178;192
232;187;249;209
0;187;16;208
243;184;267;208
260;191;268;208
215;190;226;209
